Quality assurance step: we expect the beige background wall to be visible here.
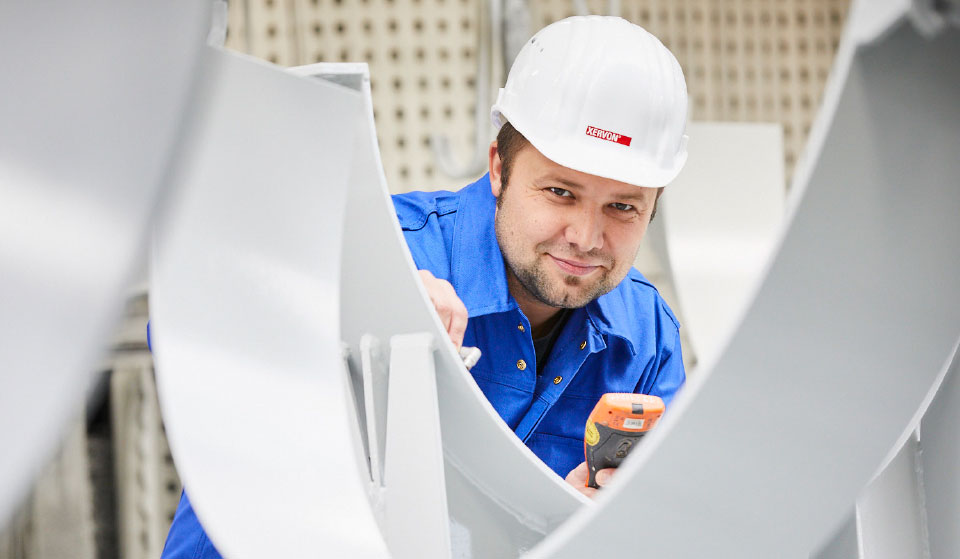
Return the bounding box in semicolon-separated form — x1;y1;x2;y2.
223;0;850;192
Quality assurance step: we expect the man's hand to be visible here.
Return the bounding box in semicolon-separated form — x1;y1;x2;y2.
418;269;468;349
565;461;616;499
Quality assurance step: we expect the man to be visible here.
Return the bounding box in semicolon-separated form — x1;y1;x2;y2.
396;15;688;497
162;15;687;557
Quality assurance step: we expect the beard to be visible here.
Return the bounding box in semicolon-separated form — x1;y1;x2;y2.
495;205;622;309
507;251;618;308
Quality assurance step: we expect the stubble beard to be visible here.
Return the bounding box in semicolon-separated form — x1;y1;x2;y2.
508;251;616;308
495;201;620;309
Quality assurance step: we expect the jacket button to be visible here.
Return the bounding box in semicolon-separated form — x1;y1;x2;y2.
517;359;527;371
553;376;562;384
518;324;525;332
579;340;587;350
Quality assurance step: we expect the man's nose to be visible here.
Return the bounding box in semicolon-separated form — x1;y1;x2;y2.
563;208;604;252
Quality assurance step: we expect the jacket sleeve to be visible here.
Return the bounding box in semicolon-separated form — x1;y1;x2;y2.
161;491;223;559
391;191;457;280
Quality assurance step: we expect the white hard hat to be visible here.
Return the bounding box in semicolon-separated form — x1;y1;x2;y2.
491;16;689;188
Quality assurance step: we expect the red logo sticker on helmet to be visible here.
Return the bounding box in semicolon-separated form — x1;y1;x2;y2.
585;126;632;146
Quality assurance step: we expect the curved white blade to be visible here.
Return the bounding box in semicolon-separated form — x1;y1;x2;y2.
530;6;960;558
290;61;589;558
151;50;388;558
0;0;208;525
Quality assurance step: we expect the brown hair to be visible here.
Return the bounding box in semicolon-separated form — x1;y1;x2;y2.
495;121;529;190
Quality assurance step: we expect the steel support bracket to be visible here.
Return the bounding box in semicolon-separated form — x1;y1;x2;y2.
383;333;452;559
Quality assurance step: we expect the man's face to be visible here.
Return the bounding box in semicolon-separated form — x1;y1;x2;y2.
491;142;660;310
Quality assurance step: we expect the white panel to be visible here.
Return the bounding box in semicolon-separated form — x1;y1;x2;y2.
0;1;208;525
294;62;589;557
919;342;960;559
663;122;785;364
384;334;451;559
151;49;388;558
530;6;960;558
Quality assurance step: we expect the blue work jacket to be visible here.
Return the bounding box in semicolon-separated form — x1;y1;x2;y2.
161;173;684;558
394;173;685;478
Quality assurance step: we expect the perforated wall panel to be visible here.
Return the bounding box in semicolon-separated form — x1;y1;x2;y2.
532;0;849;183
226;0;484;193
225;0;849;191
111;359;183;559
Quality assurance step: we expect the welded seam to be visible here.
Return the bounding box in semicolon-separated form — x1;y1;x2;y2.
913;433;932;559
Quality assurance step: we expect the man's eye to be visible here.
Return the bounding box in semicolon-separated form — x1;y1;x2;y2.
547;187;572;197
611;202;634;212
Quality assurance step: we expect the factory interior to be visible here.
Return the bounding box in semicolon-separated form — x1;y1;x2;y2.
1;0;958;557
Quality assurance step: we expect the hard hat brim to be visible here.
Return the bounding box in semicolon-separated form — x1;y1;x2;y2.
494;105;688;189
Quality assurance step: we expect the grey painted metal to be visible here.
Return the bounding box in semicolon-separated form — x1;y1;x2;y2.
361;334;390;490
839;338;960;559
919;341;960;558
857;433;927;559
151;49;388;558
384;333;452;559
850;337;960;559
528;5;960;558
208;0;229;46
342;341;373;490
911;0;960;37
341;344;382;525
813;513;861;559
292;62;588;557
0;0;208;526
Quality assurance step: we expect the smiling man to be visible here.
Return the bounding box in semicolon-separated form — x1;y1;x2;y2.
398;15;689;497
161;15;689;559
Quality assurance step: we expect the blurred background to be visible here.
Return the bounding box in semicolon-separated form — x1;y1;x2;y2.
0;1;850;557
221;0;850;192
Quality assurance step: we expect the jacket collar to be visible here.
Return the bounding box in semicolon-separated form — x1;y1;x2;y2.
451;173;638;355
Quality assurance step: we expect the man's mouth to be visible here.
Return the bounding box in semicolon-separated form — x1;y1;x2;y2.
548;254;601;276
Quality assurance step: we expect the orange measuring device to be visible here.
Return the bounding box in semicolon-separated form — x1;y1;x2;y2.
583;393;665;488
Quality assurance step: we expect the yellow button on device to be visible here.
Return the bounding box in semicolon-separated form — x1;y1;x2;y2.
585;420;599;446
553;376;563;385
517;359;527;371
579;340;587;350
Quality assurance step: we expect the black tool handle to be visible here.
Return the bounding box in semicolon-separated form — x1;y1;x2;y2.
585;423;646;488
